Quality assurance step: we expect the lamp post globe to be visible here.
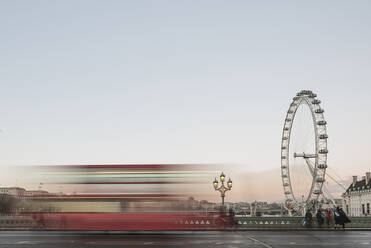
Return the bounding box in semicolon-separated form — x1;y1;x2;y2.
227;178;232;189
220;172;226;182
213;178;218;189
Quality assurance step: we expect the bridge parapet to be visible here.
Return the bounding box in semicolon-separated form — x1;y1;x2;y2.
236;216;302;228
235;216;371;229
2;215;371;230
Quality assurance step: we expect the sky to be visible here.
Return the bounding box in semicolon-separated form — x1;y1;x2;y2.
0;1;370;202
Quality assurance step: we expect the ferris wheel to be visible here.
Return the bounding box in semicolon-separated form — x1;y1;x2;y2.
281;90;328;214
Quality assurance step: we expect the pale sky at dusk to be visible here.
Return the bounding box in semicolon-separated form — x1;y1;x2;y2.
0;1;370;202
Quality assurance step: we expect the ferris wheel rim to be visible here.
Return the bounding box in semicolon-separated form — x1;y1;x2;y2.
280;90;328;212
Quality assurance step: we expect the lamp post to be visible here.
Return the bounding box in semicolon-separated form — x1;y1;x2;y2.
213;172;232;206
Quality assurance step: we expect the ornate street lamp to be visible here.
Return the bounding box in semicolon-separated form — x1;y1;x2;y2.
213;172;232;206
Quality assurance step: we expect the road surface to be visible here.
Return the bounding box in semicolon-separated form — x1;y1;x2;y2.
0;231;370;247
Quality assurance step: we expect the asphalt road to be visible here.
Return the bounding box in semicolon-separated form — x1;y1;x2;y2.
0;231;371;247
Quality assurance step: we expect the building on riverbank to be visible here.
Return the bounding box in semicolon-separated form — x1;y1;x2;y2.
0;187;49;197
343;172;371;216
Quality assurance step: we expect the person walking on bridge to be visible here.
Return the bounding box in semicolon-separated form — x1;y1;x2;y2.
304;210;313;228
334;207;350;229
325;209;333;228
316;210;324;228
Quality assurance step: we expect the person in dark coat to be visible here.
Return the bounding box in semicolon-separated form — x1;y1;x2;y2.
338;207;351;229
334;206;351;229
316;210;325;228
334;206;341;229
304;210;313;228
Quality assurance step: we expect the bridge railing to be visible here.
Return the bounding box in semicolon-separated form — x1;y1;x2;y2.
235;216;371;228
236;216;303;228
0;216;34;229
0;213;234;230
346;217;371;228
2;214;371;230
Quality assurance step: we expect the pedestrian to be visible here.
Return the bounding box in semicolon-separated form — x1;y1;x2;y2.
333;206;340;229
334;206;351;229
304;210;313;228
316;210;324;228
338;207;351;229
325;209;333;228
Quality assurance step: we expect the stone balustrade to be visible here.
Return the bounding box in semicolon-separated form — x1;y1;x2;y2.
2;215;371;230
235;216;371;228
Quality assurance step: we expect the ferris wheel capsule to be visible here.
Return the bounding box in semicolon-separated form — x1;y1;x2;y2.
317;120;327;125
319;134;328;139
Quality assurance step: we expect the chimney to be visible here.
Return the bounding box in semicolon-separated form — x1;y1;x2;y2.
352;176;357;187
366;172;371;185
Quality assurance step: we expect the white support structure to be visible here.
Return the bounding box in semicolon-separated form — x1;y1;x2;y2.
303;158;336;208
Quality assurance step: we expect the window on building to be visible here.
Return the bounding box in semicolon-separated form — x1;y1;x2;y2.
362;204;365;215
367;203;370;214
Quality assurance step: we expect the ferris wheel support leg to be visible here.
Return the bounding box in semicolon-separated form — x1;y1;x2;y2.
304;158;336;208
304;158;315;176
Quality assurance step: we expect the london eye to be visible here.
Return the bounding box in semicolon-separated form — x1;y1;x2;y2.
281;90;328;214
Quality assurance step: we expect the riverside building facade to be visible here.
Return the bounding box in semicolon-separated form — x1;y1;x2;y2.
343;172;371;216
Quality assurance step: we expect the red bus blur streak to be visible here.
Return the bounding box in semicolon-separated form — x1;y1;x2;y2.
60;182;205;184
38;164;199;169
29;194;185;199
25;212;235;231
